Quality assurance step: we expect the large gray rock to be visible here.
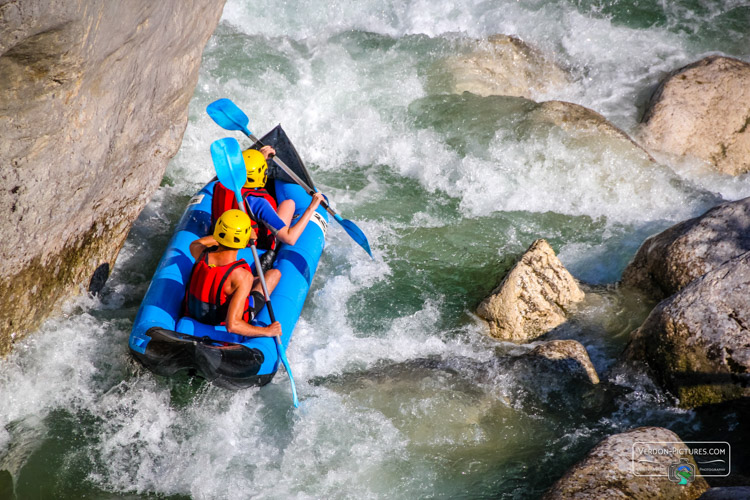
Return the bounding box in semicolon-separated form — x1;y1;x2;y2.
0;0;225;354
543;427;709;499
625;251;750;408
477;239;585;342
639;56;750;176
622;197;750;300
438;35;570;99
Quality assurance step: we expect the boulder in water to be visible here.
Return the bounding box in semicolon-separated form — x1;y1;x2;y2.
543;427;709;499
477;239;585;342
622;197;750;300
527;100;655;161
625;251;750;408
639;56;750;176
515;339;600;385
438;35;569;99
699;488;750;500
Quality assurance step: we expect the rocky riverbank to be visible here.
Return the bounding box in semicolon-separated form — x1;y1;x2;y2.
460;35;749;494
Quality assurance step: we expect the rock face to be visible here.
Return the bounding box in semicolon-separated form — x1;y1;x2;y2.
439;35;569;99
477;239;585;342
626;251;750;408
622;197;750;300
0;0;226;354
543;427;709;499
639;56;750;176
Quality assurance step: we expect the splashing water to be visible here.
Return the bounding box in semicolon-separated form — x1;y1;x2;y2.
2;0;749;498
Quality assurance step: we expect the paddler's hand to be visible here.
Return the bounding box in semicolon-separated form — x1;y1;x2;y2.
309;192;325;210
260;145;276;160
266;321;282;337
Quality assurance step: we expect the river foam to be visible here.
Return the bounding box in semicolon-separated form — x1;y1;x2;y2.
2;0;749;498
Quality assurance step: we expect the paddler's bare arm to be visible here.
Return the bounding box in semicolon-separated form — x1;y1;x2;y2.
275;192;325;245
225;268;282;338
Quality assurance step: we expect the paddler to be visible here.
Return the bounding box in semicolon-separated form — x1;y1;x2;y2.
211;145;325;269
185;209;282;337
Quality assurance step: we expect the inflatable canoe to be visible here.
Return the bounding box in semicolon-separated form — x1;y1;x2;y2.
129;126;328;389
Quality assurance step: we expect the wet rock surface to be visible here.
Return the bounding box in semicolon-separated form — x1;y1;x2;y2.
625;252;750;409
515;339;600;385
438;34;569;99
525;100;655;161
699;487;750;499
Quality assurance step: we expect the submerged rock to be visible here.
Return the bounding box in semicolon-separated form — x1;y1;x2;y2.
0;0;225;354
499;339;606;416
526;100;655;161
639;55;750;176
438;35;569;99
625;251;750;409
543;427;709;499
515;339;600;385
622;197;750;300
477;239;585;342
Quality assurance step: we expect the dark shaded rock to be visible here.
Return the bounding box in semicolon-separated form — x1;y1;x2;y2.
513;339;599;385
699;487;750;499
625;252;750;408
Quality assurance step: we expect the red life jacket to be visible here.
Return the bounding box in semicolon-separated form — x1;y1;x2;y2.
212;183;278;250
184;249;253;325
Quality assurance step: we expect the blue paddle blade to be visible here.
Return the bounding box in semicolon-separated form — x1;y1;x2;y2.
275;339;299;408
335;214;373;258
207;99;252;136
210;137;247;208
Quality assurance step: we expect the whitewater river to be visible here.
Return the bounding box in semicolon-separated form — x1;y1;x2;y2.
2;0;749;498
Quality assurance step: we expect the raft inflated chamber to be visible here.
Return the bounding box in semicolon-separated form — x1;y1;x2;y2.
129;126;328;389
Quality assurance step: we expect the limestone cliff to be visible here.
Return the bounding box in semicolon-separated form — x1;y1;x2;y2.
0;0;226;354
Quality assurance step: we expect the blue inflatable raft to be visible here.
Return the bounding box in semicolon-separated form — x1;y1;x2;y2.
129;126;328;389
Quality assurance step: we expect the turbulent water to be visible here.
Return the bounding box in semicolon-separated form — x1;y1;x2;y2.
2;0;750;498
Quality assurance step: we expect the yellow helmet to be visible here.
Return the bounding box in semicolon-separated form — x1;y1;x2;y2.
213;209;255;248
242;149;268;188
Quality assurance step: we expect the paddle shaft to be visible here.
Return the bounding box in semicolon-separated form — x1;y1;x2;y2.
211;136;299;407
240;195;299;406
247;132;342;219
249;244;275;321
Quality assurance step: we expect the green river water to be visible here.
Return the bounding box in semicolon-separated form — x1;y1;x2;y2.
2;0;749;498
